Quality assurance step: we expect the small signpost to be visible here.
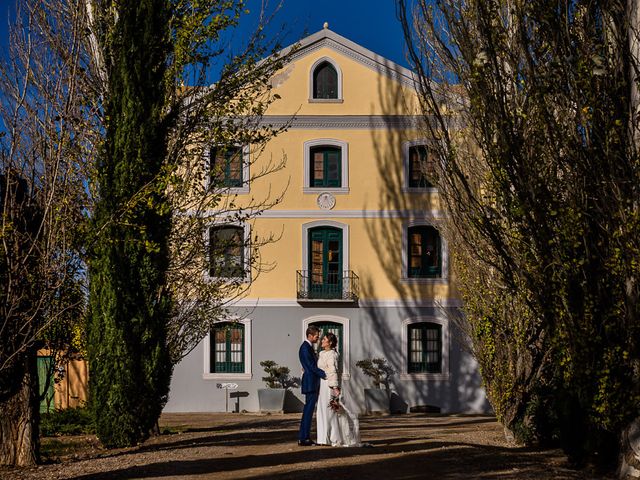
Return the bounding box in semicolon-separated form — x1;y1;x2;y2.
216;383;238;412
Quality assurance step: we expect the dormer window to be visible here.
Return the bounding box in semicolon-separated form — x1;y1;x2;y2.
313;61;338;99
309;58;342;102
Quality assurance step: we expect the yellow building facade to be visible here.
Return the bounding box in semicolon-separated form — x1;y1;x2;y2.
165;27;488;414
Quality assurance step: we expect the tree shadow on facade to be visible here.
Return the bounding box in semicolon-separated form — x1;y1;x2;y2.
355;62;490;414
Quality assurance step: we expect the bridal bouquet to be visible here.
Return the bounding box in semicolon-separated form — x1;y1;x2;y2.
329;391;342;412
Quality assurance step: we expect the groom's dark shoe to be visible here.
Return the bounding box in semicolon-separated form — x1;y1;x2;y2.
297;439;316;446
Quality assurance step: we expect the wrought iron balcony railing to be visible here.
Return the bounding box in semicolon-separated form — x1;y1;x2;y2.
296;270;359;302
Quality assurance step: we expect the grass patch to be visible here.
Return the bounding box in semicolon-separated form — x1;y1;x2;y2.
41;437;82;459
161;425;189;434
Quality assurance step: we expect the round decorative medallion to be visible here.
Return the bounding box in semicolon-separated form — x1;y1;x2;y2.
317;192;336;210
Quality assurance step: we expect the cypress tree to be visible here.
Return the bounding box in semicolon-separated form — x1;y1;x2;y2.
88;0;173;447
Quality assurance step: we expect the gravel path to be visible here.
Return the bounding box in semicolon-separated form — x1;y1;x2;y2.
0;413;612;479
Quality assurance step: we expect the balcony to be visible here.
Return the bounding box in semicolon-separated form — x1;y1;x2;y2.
296;270;359;303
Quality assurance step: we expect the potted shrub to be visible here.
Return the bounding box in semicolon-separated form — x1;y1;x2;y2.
257;360;298;413
356;357;397;414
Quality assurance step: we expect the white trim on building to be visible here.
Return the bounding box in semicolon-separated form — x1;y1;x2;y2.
225;298;463;307
302;138;349;194
308;56;344;103
187;209;445;219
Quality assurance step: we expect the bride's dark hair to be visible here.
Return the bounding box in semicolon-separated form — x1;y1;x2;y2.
324;332;338;349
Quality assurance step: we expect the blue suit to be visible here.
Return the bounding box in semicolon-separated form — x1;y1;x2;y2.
298;341;326;441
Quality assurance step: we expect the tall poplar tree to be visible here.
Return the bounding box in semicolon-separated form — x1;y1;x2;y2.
86;0;289;447
87;0;173;447
399;0;640;470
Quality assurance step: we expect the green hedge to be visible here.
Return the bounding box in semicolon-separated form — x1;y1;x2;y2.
40;407;95;436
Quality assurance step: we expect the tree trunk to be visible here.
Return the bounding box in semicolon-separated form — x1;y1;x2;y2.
0;350;40;466
619;417;640;479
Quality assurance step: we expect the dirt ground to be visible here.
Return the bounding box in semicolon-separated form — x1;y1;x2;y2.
0;413;613;479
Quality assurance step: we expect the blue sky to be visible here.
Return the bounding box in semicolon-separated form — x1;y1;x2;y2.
0;0;408;69
254;0;408;67
0;1;13;48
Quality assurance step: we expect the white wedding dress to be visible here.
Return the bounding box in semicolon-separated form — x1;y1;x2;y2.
316;349;361;447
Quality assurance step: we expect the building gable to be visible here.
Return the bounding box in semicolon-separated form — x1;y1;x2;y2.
266;26;419;117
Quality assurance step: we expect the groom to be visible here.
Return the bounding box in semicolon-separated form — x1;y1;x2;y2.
298;325;326;446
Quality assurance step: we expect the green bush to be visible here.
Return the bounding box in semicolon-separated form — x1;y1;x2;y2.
40;407;95;436
259;360;298;389
356;358;396;389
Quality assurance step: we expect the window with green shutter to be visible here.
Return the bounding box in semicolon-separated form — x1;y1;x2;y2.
408;323;442;373
313;62;338;99
309;227;343;298
210;323;245;373
37;356;55;413
408;225;442;278
408;145;435;188
209;225;245;278
310;146;341;188
311;321;344;372
210;146;243;188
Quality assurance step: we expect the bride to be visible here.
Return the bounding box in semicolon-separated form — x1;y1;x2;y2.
316;332;361;447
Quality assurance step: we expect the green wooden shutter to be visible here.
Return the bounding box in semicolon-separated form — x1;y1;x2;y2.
210;226;245;278
309;227;343;298
408;226;442;278
310;146;341;188
37;356;55;413
313;62;338;99
409;145;432;188
210;146;243;187
211;323;245;373
408;323;442;373
311;321;344;372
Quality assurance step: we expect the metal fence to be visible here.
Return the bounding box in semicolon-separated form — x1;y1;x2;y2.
296;270;359;301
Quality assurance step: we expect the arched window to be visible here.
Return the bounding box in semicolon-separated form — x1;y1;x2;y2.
313;61;338;99
407;225;441;278
310;321;344;371
408;322;442;374
303;314;351;379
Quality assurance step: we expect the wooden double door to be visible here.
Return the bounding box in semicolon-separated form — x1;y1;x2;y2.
309;227;343;299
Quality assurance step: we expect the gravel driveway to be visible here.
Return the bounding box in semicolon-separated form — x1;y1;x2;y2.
0;413;613;479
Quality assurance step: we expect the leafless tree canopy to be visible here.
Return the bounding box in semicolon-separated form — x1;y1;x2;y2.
399;0;640;466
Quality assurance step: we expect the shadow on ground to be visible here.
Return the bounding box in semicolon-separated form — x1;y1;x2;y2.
49;414;610;480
